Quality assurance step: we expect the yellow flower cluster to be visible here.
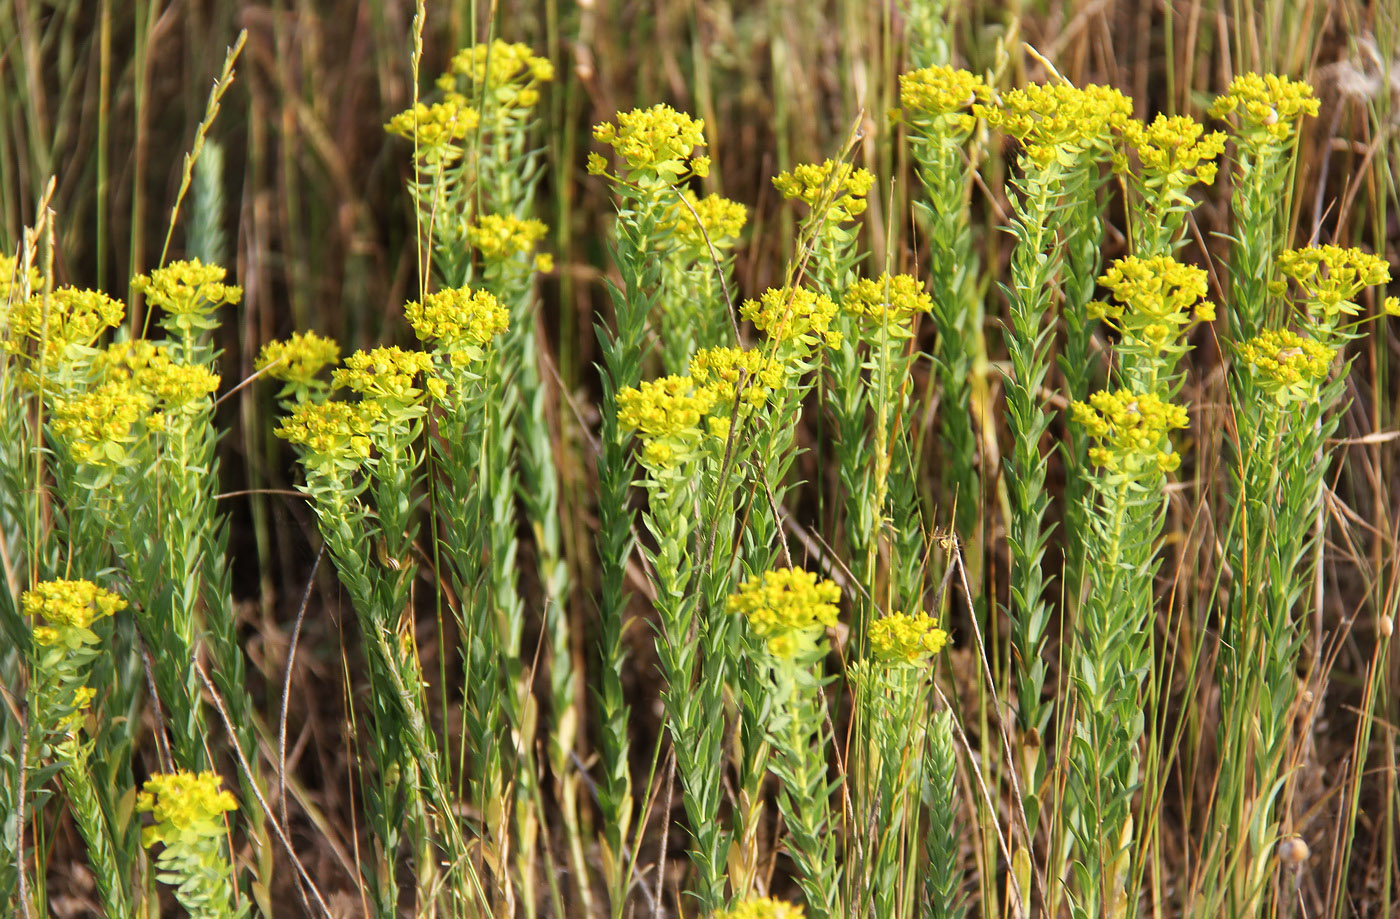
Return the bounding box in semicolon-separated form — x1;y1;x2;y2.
978;83;1132;162
50;381;151;466
95;340;221;409
254;330;341;385
331;347;436;403
899;65;991;134
1121;114;1224;186
137;770;238;848
1208;73;1319;146
843;273;934;332
717;897;807;919
1276;245;1392;323
1070;389;1189;475
468;214;549;260
1386;297;1400;317
405;287;509;353
588;105;709;180
441;40;554;108
772;159;875;222
275;399;384;462
728;566;841;658
689;346;782;410
1089;255;1215;350
1236;328;1335;405
616;374;718;467
868;610;949;665
23;579;125;647
132;259;241;318
663;191;748;252
741;286;841;349
2;287;124;361
384;96;481;148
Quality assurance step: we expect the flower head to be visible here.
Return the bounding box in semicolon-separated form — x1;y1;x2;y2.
1089;255;1215;365
1276;245;1391;327
1070;389;1189;476
591;105;707;181
468;214;549;261
717;898;807;919
137;770;237;849
1121;113;1225;192
741;286;841;350
728;567;841;658
843;273;934;335
899;65;991;135
132;259;241;318
772;159;875;222
617;374;717;467
275;399;384;466
663;191;748;253
2;287;125;374
405;287;509;354
384;96;481;153
977;83;1132;163
1208;73;1319;147
868;610;949;665
331;346;436;403
1236;328;1335;405
0;254;44;303
50;381;152;466
441;40;554;109
689;347;783;412
255;331;340;389
23;579;126;638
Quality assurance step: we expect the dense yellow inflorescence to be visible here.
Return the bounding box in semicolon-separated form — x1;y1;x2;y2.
772;159;875;222
842;273;935;333
588;104;709;180
900;65;991;134
868;611;949;665
1070;389;1189;475
689;346;782;411
616;374;718;467
49;381;152;465
1089;255;1215;353
255;331;341;386
137;770;238;848
1236;328;1336;405
728;567;841;659
132;259;241;318
1208;73;1319;146
977;82;1132;163
1121;114;1224;186
384;96;481;147
23;579;126;646
663;191;748;252
0;254;44;302
404;287;510;354
741;286;841;349
440;39;554;109
716;897;807;919
469;214;549;260
331;346;436;403
275;400;385;463
2;287;124;371
1276;245;1392;323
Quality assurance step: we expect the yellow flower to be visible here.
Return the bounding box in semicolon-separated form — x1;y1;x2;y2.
405;287;509;351
331;346;436;403
977;82;1132;159
662;191;748;253
50;381;152;465
900;65;990;135
689;346;783;414
468;214;549;260
22;579;126;633
1276;245;1392;324
1208;73;1319;146
728;567;841;657
384;95;481;149
0;253;44;303
441;40;554;105
842;273;934;333
1121;114;1225;187
95;340;220;409
1089;255;1214;350
868;610;949;665
132;259;241;318
717;897;807;919
275;399;384;462
741;286;841;349
255;330;341;385
3;287;125;366
1384;296;1399;318
1070;389;1189;476
592;105;707;180
1236;328;1335;405
137;770;237;849
772;159;875;222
